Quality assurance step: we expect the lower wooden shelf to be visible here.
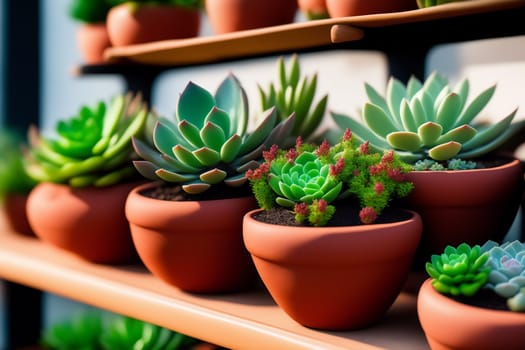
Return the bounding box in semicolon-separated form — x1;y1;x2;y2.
0;215;429;350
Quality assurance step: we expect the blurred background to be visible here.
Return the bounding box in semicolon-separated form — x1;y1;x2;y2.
1;0;525;348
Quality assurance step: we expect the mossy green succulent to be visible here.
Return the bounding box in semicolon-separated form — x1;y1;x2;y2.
132;73;295;195
330;72;525;168
258;54;328;143
417;0;467;8
247;128;414;226
24;93;151;187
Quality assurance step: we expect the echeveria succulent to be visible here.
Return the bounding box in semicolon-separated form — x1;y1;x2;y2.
426;243;491;297
247;129;414;226
258;54;328;143
331;72;525;166
24;93;150;187
482;240;525;312
132;73;295;195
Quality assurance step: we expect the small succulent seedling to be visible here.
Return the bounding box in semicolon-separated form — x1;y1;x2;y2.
132;73;295;195
24;93;151;187
258;54;328;143
247;128;414;226
331;72;525;168
427;240;525;312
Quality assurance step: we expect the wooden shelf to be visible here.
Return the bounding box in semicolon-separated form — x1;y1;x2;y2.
102;0;525;67
0;214;429;350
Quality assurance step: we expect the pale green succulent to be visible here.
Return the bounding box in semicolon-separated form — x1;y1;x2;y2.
132;73;295;195
24;93;150;187
417;0;466;8
482;240;525;312
331;72;525;165
425;243;491;297
258;54;328;143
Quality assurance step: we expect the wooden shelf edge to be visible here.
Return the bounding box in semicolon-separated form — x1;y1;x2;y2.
0;216;429;350
103;0;525;66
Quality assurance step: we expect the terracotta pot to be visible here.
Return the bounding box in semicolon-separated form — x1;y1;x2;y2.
418;278;525;350
243;208;422;330
404;157;524;266
3;193;34;236
26;181;141;264
205;0;298;34
125;182;259;294
298;0;329;20
326;0;417;17
106;3;201;47
76;23;111;64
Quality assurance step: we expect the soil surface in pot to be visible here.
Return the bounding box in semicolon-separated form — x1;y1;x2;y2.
253;201;413;227
449;288;511;311
140;183;252;201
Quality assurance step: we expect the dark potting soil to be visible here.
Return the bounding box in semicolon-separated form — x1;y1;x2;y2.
450;288;511;311
140;183;253;201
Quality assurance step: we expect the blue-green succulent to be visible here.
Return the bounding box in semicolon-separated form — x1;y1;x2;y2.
330;72;525;167
24;93;151;187
132;73;295;195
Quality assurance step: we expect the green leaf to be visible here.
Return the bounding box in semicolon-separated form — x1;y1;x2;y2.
331;111;391;149
220;134;242;163
178;120;205;148
455;85;496;126
418;122;443;146
363;103;400;138
428;141;462;161
460;109;516;151
437;124;476;144
386;77;406;128
192;147;220;166
103;107;148;159
205;107;231;136
200;168;227;184
173;144;203;168
387;131;421;152
200;121;226;152
102;94;126;138
215;73;248;136
182;181;211;194
177;81;215;129
156;168;198;183
400;99;418;132
238;107;277;155
435;93;462;132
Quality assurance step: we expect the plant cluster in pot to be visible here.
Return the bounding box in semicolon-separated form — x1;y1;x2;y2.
325;0;417;18
330;71;525;268
106;0;202;47
0;128;37;236
243;129;422;330
126;73;296;294
205;0;298;34
24;93;152;264
417;0;468;9
297;0;329;20
418;240;525;350
68;0;114;64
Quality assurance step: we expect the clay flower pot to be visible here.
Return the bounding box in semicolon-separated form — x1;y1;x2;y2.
26;181;140;264
205;0;298;34
76;23;111;64
326;0;417;17
125;182;259;294
106;3;201;47
243;208;422;330
3;193;34;236
417;278;525;350
405;157;524;264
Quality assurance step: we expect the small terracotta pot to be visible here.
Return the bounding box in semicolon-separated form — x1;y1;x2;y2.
125;182;259;294
326;0;417;17
298;0;329;20
3;193;34;236
76;23;111;64
404;157;524;266
26;181;141;264
243;208;422;330
106;3;201;47
418;278;525;350
205;0;298;34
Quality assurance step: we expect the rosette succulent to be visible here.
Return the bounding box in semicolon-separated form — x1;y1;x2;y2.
258;54;328;143
427;240;525;312
24;93;150;187
132;73;295;195
247;128;414;226
330;71;525;168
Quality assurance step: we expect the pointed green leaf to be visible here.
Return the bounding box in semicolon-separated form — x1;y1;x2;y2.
365;82;389;113
178;120;204;148
103;107;148;159
300;94;328;140
238;107;277;154
428;141;462;161
331;111;391;149
418;122;443;146
410;97;429;125
405;75;423;99
400;99;418;132
102;94;126;137
455;85;496;126
460;109;516;151
437;124;476;144
386;77;406;128
224;173;248;187
436;93;462;132
173;144;203;168
192;147;220;166
205;107;231;137
363;102;399;138
156;168;198;183
220;134;242;163
132;160;161;181
387;131;421;151
215;73;248;136
177;81;215;128
182;181;211;194
200;121;226;152
199;168;227;184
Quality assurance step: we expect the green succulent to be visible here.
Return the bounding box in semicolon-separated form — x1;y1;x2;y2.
417;0;466;8
40;311;104;350
24;93;150;187
69;0;114;23
247;129;414;226
426;243;491;297
100;315;198;350
0;128;37;199
258;54;328;143
330;71;525;166
132;73;295;195
482;240;525;312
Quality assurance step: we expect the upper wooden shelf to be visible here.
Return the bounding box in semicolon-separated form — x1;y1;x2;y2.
101;0;525;68
0;214;429;350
